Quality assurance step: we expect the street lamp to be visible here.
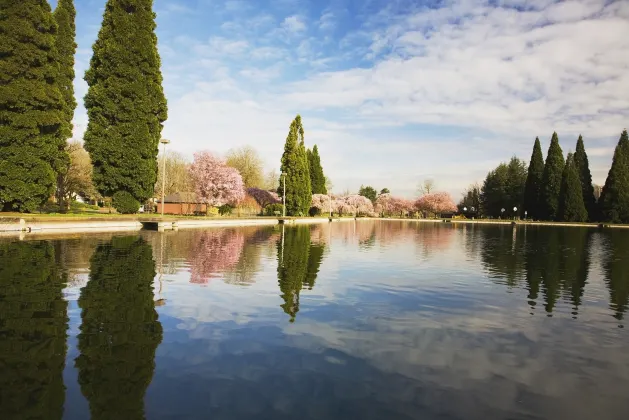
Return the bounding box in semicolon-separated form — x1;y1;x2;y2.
160;138;170;217
280;172;286;218
524;210;528;220
328;193;332;218
513;206;518;221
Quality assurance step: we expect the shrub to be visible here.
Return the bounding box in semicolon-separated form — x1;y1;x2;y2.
207;207;219;216
218;204;233;215
112;191;140;214
309;207;321;217
264;203;284;216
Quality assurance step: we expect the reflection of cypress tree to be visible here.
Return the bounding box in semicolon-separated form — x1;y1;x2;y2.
540;229;561;314
0;242;67;419
480;226;525;288
75;236;162;419
602;231;629;321
277;226;326;321
558;229;591;318
524;227;542;311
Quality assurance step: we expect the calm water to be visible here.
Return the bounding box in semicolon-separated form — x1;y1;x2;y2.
1;221;628;420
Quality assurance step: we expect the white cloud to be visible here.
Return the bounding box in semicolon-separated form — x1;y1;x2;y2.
281;15;307;33
318;10;336;31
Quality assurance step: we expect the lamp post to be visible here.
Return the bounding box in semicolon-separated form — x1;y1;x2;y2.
280;172;286;218
160;138;170;217
329;194;332;218
524;210;528;220
513;206;518;221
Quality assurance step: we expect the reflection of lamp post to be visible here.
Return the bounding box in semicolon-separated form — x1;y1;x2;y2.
501;208;505;219
160;138;170;217
280;172;286;218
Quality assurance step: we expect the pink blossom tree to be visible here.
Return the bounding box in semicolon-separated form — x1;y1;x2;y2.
311;194;333;214
343;195;374;216
415;192;457;218
189;151;245;207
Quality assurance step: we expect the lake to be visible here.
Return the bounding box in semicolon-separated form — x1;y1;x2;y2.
1;221;628;420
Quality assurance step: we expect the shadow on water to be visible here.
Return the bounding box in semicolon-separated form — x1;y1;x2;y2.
74;236;162;419
0;241;68;419
277;225;326;322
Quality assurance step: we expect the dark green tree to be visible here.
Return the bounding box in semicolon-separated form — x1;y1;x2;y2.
380;188;390;195
599;130;629;223
83;0;168;204
279;115;311;216
573;135;597;221
0;241;68;418
358;185;378;203
75;236;162;419
523;137;545;220
457;183;481;214
558;153;588;222
307;145;327;194
0;0;68;212
541;132;565;221
480;157;527;218
602;230;629;321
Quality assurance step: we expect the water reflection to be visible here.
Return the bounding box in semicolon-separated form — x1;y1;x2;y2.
0;241;68;419
75;236;162;419
602;230;629;321
277;225;326;321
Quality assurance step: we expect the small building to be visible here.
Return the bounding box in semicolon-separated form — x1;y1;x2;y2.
156;192;207;215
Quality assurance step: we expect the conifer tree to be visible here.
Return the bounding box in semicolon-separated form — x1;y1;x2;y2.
573;135;597;221
279;115;311;216
599;130;629;223
83;0;168;203
308;145;327;194
0;0;67;211
559;153;587;222
53;0;77;143
541;132;565;221
523;137;545;219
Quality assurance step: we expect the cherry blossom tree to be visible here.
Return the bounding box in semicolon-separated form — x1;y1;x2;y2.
375;194;414;217
311;194;333;214
415;192;457;218
189;151;245;207
343;195;374;216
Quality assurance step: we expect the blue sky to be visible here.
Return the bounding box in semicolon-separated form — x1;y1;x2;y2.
53;0;629;198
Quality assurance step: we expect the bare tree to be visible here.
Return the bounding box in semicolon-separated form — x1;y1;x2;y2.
593;184;602;201
262;168;279;191
226;145;264;188
325;176;333;194
155;151;193;198
57;141;99;210
417;178;435;196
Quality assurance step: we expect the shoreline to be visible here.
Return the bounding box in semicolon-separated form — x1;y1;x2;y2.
1;216;628;238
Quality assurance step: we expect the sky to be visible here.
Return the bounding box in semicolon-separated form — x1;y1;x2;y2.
53;0;629;198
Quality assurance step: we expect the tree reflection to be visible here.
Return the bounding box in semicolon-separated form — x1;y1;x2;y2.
75;236;162;419
188;229;245;284
602;230;629;322
224;227;274;286
277;226;326;321
0;241;68;419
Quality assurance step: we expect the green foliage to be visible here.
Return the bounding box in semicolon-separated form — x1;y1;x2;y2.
265;203;284;216
0;241;68;418
0;1;68;211
480;157;527;217
380;188;390;195
559;153;588;222
359;185;378;203
573;135;597;221
599;130;629;223
458;184;481;214
278;115;311;216
83;0;168;203
276;226;326;321
53;0;77;142
307;145;327;194
218;204;233;215
112;191;139;214
523;137;545;220
541;132;565;221
76;236;162;419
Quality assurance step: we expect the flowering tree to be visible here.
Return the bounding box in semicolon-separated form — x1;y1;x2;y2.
343;195;374;216
189;151;245;207
415;192;457;217
189;229;245;284
247;187;280;208
311;194;333;214
375;194;414;217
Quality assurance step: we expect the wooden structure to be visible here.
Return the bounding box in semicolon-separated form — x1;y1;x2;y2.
156;192;207;215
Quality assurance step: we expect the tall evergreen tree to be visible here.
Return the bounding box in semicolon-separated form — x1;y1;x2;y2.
523;137;545;219
558;153;588;222
279;115;311;216
599;130;629;223
308;145;326;194
541;132;565;221
573;135;597;221
83;0;168;203
0;0;68;212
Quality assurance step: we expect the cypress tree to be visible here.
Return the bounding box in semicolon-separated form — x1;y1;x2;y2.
573;135;597;221
53;0;77;143
279;115;311;216
599;130;629;223
523;137;544;219
558;153;588;222
308;144;326;194
0;1;67;212
83;0;168;203
541;132;565;221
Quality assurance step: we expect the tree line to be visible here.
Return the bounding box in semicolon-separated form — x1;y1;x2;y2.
463;130;629;223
